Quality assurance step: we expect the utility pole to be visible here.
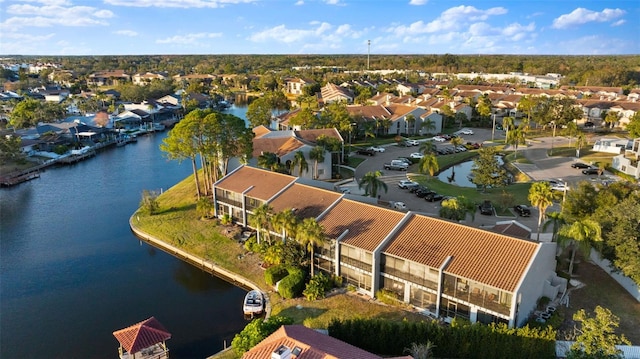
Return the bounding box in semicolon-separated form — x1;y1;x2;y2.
367;40;371;71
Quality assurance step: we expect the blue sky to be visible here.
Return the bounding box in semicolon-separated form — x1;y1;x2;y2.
1;0;638;56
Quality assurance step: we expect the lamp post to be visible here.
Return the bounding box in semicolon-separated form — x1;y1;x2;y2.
367;40;371;71
491;113;496;142
550;121;556;155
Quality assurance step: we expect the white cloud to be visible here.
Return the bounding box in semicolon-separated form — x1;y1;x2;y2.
409;0;427;5
1;32;56;41
104;0;257;8
114;30;138;37
295;0;304;5
388;5;507;36
2;3;113;29
323;0;342;5
611;19;625;27
552;8;626;29
156;32;222;45
249;22;334;43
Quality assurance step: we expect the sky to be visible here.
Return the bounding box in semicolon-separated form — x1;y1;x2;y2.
0;0;638;56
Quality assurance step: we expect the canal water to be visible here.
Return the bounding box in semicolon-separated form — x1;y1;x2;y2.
0;126;248;358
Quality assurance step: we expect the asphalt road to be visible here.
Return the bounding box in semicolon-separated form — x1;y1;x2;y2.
338;128;615;232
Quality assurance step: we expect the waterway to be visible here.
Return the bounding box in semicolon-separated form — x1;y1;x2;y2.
0;120;249;358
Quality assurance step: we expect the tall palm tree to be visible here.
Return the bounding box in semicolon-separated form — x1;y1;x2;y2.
358;170;388;198
450;136;463;149
503;116;515;145
295;217;326;276
543;211;566;243
291;151;309;177
257;151;279;171
421;118;436;135
273;209;299;243
249;204;272;245
419;140;437;155
507;125;527;159
528;181;555;241
308;146;325;180
558;219;602;277
419;153;439;177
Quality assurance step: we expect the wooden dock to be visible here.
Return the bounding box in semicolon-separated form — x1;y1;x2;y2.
57;150;96;164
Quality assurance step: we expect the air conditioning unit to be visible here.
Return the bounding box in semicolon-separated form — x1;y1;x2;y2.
272;345;291;359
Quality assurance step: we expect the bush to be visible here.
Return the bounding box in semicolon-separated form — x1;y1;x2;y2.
277;266;306;299
265;265;289;286
303;272;332;301
231;315;294;355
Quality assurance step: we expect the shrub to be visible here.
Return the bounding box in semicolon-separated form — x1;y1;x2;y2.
139;189;160;215
232;315;294;355
265;265;288;286
303;272;332;301
220;214;232;225
277;266;306;299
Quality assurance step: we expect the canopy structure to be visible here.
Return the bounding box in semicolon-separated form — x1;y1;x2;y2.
113;317;171;355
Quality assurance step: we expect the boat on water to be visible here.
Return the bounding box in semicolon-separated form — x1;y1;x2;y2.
243;290;264;316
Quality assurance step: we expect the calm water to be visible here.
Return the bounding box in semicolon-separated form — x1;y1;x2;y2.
437;156;506;187
0;130;248;358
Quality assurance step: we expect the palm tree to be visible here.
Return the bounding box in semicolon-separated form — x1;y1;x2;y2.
421;118;436;135
249;204;272;245
405;114;416;135
404;341;436;359
295;217;326;276
291;151;309;177
508;125;527;159
358;170;388;198
419;153;439;177
450;136;463;149
273;209;299;243
575;133;587;158
419;140;437;155
543;211;565;243
528;181;555;241
257;152;279;171
558;219;602;277
308;146;325;180
503;116;515;145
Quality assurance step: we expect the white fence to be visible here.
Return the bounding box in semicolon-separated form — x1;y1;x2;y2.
590;249;640;302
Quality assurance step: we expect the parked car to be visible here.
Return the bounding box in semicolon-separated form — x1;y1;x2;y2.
479;200;494;215
571;162;590;169
406;139;419;146
513;204;531;217
398;179;418;189
582;167;600;175
410;185;428;193
415;188;432;198
391;201;407;210
395;157;412;165
384;162;408;171
456;146;467;152
368;146;385;153
424;192;443;202
433;136;446;142
460;129;474;135
356;148;375;156
409;152;424;159
584;121;595;128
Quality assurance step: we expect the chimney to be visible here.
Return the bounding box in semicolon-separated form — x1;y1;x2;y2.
272;345;292;359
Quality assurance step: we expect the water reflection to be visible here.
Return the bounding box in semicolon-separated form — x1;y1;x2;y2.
437;157;505;187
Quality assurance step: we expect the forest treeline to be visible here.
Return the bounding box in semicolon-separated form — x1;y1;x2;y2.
4;54;640;89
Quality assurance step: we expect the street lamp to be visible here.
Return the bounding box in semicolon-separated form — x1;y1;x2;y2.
491;113;496;142
550;121;556;155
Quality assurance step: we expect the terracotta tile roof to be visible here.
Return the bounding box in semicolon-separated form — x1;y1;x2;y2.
269;183;341;219
253;137;306;157
242;325;382;359
295;128;343;143
319;199;405;252
216;166;296;201
112;317;171;354
383;214;538;292
346;105;392;119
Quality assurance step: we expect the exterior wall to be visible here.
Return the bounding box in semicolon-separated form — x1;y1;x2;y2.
514;242;558;327
612;155;640;179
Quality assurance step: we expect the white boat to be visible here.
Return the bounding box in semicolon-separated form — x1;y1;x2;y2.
243;290;264;316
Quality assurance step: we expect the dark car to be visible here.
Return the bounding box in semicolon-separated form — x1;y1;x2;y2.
356;148;375;156
479;200;494;215
584;121;595;128
424;192;444;202
415;188;432;198
514;204;531;217
410;185;428;193
582;167;600;175
571;162;590;169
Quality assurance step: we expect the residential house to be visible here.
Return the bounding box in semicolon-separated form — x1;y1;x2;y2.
611;138;640;180
249;127;342;180
396;82;424;96
608;102;640;129
87;70;130;87
320;83;354;104
213;166;564;328
285;77;316;96
242;325;390;359
132;72;169;85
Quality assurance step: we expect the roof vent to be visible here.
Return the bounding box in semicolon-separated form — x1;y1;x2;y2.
272;345;291;359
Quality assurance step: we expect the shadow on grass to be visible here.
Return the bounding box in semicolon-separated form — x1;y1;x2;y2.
156;202;196;215
276;304;328;323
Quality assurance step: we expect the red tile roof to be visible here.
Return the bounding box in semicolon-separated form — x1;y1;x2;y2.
216;166;296;201
319;199;405;252
242;325;383;359
269;183;342;219
112;317;170;354
383;214;538;292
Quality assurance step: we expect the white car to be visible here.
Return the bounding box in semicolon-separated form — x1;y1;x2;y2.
433;136;446;142
391;202;407;210
460;129;474;135
368;146;386;153
398;179;418;189
405;139;419;146
409;152;424;159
